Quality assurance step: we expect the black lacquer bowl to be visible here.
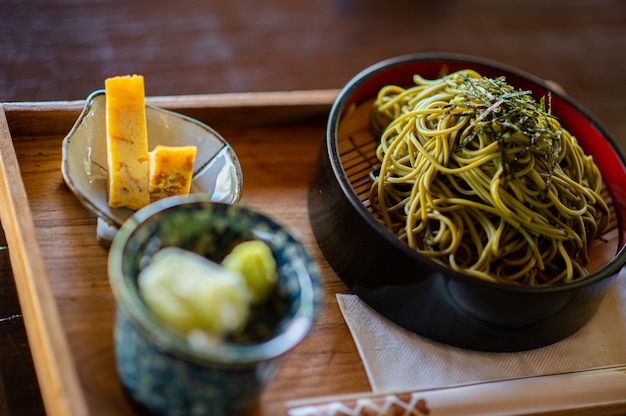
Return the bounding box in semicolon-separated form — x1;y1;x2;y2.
308;53;626;352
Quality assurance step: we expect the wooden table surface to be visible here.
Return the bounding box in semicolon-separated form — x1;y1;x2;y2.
1;1;626;415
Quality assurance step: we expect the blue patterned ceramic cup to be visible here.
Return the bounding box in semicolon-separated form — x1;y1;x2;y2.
108;195;321;416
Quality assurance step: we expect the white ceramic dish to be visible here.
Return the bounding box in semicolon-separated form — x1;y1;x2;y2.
61;90;243;245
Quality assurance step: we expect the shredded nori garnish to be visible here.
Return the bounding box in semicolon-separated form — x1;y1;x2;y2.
446;74;562;200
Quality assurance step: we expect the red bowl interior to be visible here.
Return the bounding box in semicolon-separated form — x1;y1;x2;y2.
340;54;626;256
311;53;626;350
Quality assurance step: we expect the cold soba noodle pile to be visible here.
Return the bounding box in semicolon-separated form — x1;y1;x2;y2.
363;69;609;286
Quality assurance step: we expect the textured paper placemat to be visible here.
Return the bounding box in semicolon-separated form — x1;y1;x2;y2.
337;268;626;394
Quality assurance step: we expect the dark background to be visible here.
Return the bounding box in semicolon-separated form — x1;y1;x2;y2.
2;1;625;148
3;0;625;144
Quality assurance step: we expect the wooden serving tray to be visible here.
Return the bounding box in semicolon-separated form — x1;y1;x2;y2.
0;90;371;416
1;91;625;416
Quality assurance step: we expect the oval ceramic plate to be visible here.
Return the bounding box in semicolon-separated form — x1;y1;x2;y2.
61;90;243;244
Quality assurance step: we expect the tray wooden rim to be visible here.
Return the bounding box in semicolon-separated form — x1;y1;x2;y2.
0;89;338;416
0;106;88;416
3;89;339;137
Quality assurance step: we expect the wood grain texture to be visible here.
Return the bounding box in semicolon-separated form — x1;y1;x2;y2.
4;92;626;416
1;1;626;414
0;107;89;415
2;0;626;153
2;90;338;137
0;210;44;415
5;95;371;415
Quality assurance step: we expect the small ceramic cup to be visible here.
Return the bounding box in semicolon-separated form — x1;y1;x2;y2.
108;195;321;416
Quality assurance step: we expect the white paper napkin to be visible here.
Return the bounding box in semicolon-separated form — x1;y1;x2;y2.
337;267;626;394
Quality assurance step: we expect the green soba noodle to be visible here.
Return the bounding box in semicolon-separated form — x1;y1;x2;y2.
368;69;609;285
